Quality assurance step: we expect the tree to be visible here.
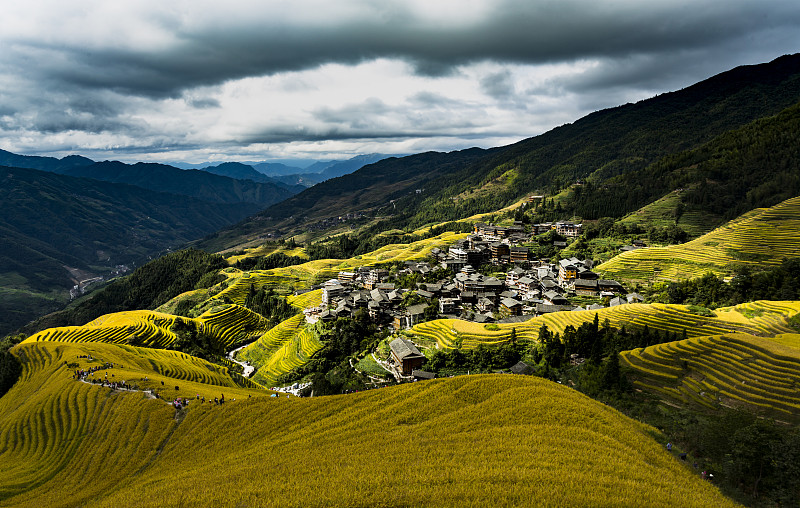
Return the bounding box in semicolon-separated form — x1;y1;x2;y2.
600;350;621;392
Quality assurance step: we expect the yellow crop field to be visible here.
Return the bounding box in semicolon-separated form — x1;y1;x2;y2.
410;300;800;350
224;244;308;265
0;343;736;507
23;304;279;353
287;288;322;309
620;333;800;420
236;314;307;377
23;310;188;349
196;304;274;349
598;196;800;282
254;326;324;385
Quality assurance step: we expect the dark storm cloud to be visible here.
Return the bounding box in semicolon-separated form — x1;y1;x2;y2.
240;127;443;144
8;0;799;99
1;0;799;158
480;70;515;100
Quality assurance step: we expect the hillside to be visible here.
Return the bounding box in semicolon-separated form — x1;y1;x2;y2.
196;148;495;252
621;331;800;420
0;341;735;507
571;97;800;228
197;54;800;251
0;167;261;336
598;196;800;283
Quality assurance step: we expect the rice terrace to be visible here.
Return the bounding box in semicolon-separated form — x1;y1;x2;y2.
2;16;800;508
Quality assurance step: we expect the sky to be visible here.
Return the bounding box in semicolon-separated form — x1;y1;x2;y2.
0;0;798;164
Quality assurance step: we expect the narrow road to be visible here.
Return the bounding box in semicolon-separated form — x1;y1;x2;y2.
228;343;255;377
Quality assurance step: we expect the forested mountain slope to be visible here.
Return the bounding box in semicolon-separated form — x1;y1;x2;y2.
0;167;260;335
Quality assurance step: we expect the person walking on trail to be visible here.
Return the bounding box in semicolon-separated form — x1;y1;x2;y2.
666;442;672;451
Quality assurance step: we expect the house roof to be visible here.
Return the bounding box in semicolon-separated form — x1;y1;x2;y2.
501;297;523;308
390;338;425;361
406;303;428;315
412;370;436;380
510;361;533;375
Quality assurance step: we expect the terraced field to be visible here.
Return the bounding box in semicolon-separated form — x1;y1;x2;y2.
224;244;308;265
0;339;272;507
0;343;737;507
620;333;800;420
410;300;800;350
24;310;186;348
616;189;717;238
23;305;276;353
599;196;800;282
236;314;313;384
287;289;322;309
196;304;273;349
254;326;325;385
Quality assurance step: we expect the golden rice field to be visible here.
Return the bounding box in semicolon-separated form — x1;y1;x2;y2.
0;341;736;507
620;332;800;421
410;300;800;350
254;326;324;385
599;196;800;282
234;314;325;385
287;289;323;309
224;244;308;265
23;304;276;353
23;310;187;349
196;304;273;349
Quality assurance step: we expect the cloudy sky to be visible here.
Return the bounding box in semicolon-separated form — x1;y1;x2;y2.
1;0;798;164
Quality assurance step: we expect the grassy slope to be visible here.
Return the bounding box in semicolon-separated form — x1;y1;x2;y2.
0;342;736;507
0;340;270;506
411;301;800;350
598;196;800;283
620;332;800;421
616;189;719;238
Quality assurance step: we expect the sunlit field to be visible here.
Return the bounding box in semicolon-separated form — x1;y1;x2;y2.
621;332;800;421
599;196;800;282
1;341;736;507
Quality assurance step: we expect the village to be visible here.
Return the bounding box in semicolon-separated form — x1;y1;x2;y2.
298;219;641;377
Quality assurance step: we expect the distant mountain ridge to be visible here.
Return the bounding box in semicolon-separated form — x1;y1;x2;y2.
60;161;298;206
0;148;94;173
0;149;303;205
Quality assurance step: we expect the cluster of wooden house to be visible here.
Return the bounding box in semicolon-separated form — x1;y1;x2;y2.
303;221;636;331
